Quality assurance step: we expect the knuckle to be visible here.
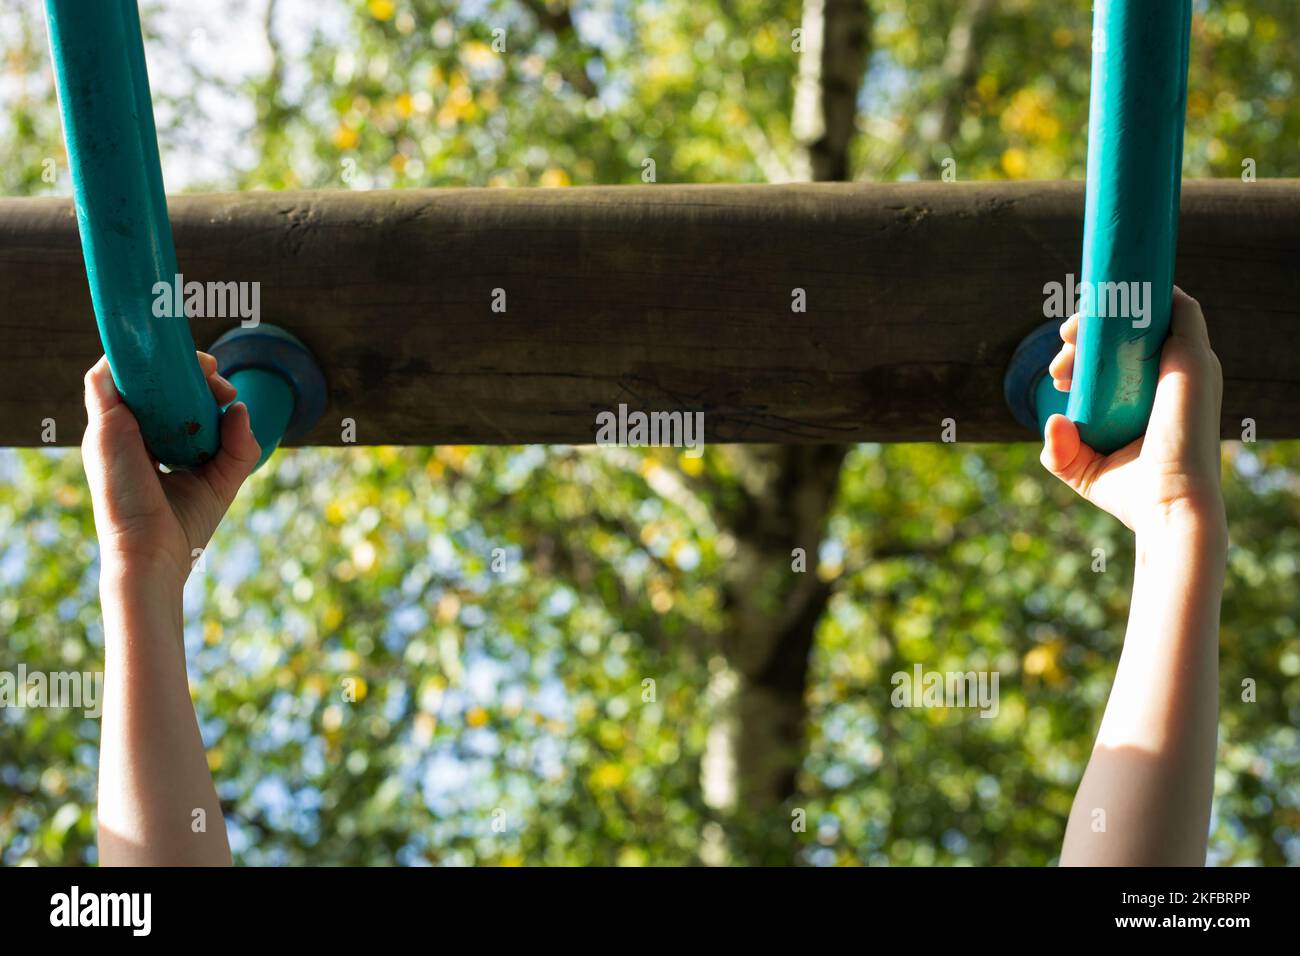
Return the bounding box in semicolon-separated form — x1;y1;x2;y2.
93;403;141;443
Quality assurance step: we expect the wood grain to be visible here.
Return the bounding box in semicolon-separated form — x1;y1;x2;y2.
1;180;1296;446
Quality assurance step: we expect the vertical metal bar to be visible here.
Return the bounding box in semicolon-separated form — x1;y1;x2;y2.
1067;0;1193;453
46;0;219;467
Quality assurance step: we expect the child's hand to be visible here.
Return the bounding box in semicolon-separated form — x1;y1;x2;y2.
82;352;261;593
1040;287;1226;536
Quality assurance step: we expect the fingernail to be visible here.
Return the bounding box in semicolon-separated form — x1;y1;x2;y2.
93;369;119;405
233;402;259;444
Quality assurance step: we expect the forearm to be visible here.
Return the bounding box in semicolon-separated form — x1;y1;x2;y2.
97;563;231;866
1061;510;1226;865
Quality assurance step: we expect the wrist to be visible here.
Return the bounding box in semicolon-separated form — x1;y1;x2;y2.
99;554;187;610
99;562;185;661
1135;497;1228;558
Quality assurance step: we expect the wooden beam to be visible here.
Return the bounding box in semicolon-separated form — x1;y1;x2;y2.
1;181;1297;447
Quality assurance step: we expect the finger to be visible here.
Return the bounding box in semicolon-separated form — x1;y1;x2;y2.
1049;343;1075;383
1169;287;1212;349
198;350;237;404
207;371;237;406
1052;377;1072;393
1060;313;1079;346
83;357;122;418
81;360;163;522
1039;413;1100;496
195;402;261;513
82;358;151;477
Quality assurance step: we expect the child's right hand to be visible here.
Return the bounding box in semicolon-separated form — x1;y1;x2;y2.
1039;287;1226;537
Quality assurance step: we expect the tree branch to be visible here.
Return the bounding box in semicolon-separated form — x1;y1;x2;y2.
915;0;996;177
517;0;600;99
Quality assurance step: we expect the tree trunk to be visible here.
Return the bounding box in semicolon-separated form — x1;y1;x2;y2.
715;445;848;863
792;0;871;182
703;0;870;864
916;0;996;176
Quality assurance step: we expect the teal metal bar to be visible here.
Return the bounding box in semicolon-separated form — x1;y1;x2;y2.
228;369;295;471
47;1;324;469
1067;0;1192;452
46;0;219;467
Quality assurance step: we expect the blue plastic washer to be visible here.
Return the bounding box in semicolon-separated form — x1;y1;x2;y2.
1004;320;1064;434
208;324;328;443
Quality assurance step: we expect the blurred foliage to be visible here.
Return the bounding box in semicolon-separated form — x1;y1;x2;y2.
1;0;1298;865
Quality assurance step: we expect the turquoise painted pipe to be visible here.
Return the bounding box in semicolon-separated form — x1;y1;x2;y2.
46;0;219;467
1067;0;1192;452
47;1;325;469
226;369;294;471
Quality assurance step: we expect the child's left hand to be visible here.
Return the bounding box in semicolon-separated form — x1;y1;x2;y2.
82;352;261;593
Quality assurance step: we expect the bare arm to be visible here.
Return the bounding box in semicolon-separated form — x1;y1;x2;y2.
1041;289;1226;866
1059;514;1225;865
97;567;233;865
83;354;259;865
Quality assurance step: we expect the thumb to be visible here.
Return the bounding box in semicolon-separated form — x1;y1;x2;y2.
1040;413;1099;495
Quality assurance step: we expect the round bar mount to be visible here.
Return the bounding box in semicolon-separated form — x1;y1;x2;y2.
209;324;327;466
1004;321;1069;436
